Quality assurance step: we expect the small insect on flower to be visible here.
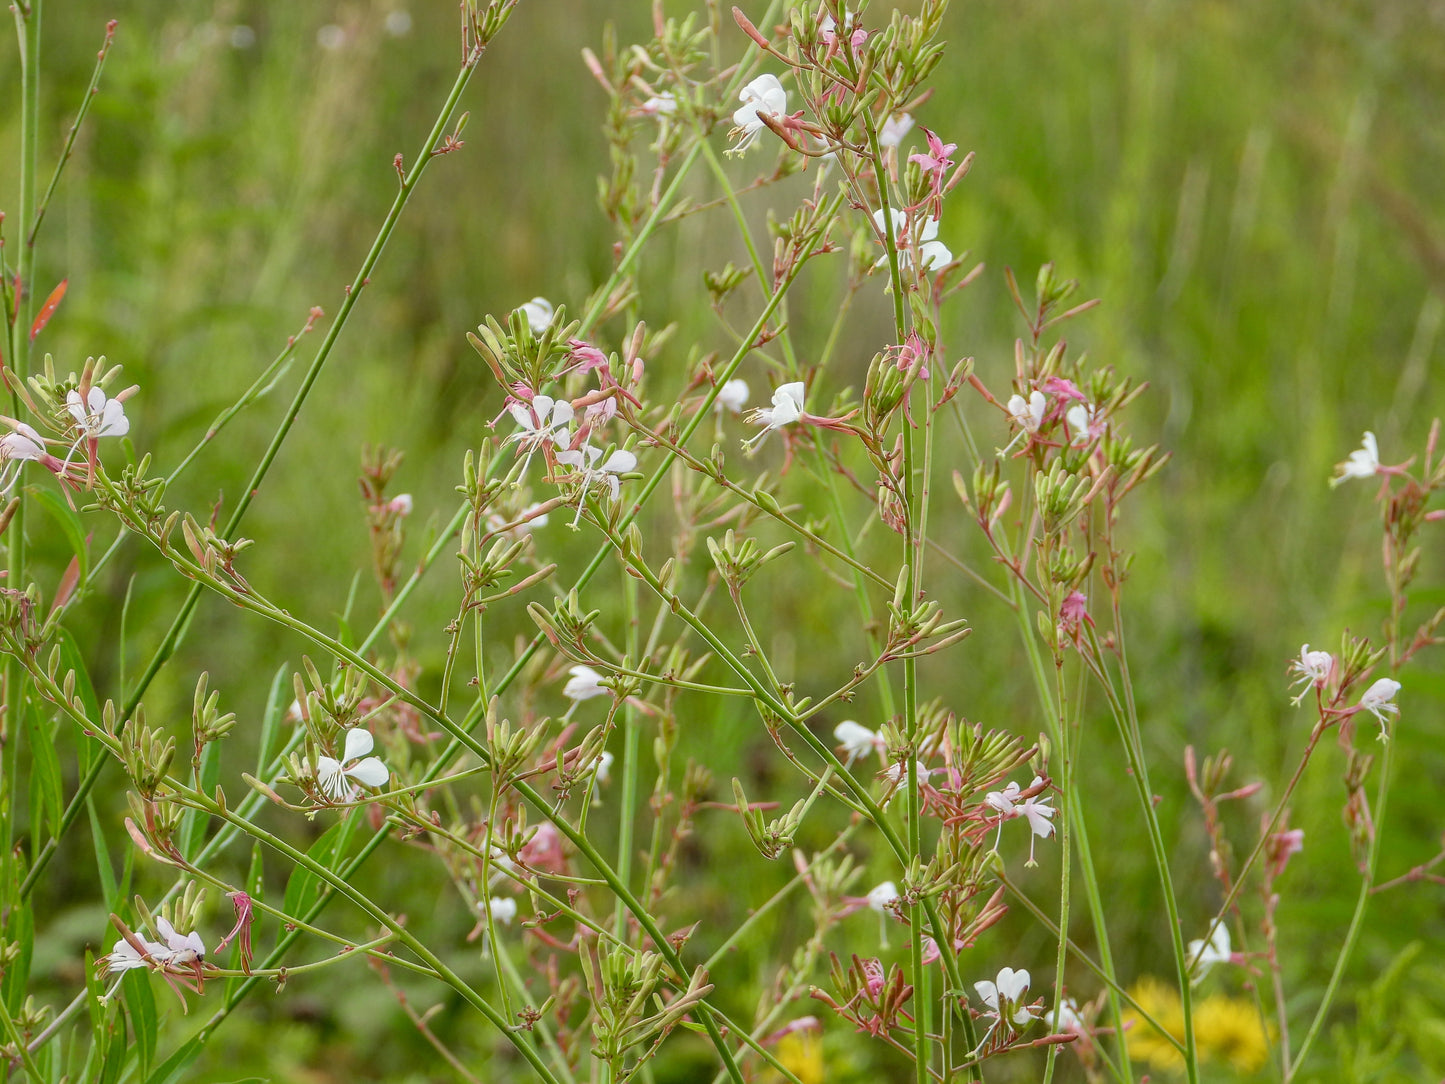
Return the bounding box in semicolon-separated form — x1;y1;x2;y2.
1185;922;1233;984
314;727;390;802
730;74;788;153
743;382;805;450
1356;677;1401;740
1287;644;1334;705
155;917;207;968
1331;431;1380;487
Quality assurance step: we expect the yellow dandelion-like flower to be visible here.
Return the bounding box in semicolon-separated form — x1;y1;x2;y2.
1121;976;1271;1074
765;1033;824;1084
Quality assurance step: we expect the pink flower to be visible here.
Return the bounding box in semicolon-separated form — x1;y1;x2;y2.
1266;828;1304;878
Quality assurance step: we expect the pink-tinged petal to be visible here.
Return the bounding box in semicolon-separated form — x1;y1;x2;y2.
345;757;390;789
342;727;374;762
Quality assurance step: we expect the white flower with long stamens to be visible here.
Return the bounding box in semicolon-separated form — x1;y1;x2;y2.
730;74;787;153
716;378;749;414
1186;923;1232;984
563;664;608;702
743;382;805;450
155;917;206;966
1357;677;1401;740
1066;403;1097;446
871;208;951;271
1331;431;1380;487
834;720;882;764
985;780;1021;849
101;934;170;975
314;728;390;802
0;423;48;495
975;967;1038;1028
518;297;554;334
555;443;636;525
507;395;573;455
1288;644;1333;705
1018;791;1056;866
67;387;130;439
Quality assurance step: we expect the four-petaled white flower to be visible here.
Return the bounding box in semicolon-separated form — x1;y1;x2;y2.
1185;922;1231;984
975;966;1038;1028
871;208;952;271
879;112;914;148
1357;677;1400;740
1288;644;1333;705
716;378;750;414
1331;431;1380;487
744;382;805;450
507;395;573;455
518;297;555;334
1066;403;1098;446
883;760;933;788
0;423;48;495
314;727;390;801
1007;390;1047;434
731;74;787;152
834;720;883;764
555;443;637;524
67;387;130;440
1048;997;1085;1035
1017;791;1056;866
865;880;899;913
563;664;608;702
486;896;518;926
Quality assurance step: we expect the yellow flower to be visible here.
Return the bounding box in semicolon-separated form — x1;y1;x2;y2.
1122;976;1271;1074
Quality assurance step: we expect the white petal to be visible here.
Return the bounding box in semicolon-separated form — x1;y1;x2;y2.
600;450;636;474
87;386;107;412
315;755;348;800
996;966;1031;1002
973;980;1000;1011
550;400;575;428
185;931;207;957
917;217;940;243
345;757;390;789
342;727;374;762
488;897;518;926
156;916;179;949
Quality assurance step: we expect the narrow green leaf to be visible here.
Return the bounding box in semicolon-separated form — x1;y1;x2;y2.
256;664;290;775
26;702;63;841
279;820;345;937
142;1034;204;1084
3;897;34;1013
122;967;157;1079
31;486;90;584
87;798;120;912
56;627;104;773
98;1025;131;1084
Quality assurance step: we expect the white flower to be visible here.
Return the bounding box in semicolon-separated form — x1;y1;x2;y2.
1007;391;1047;434
387;493;413;516
518;297;555;334
871;208;951;271
593;749;614;784
555;443;636;523
731;74;787;152
883;760;933;788
716;378;750;414
101;934;170;974
314;727;390;801
155;917;206;966
506;396;574;478
67;386;130;439
985;780;1021;815
865;881;900;913
1066;403;1097;446
1357;677;1401;740
0;422;47;494
1332;431;1380;487
975;966;1037;1028
1288;644;1333;704
563;664;608;702
1185;923;1231;984
640;92;677;116
486;897;518;926
833;720;882;763
1018;792;1055;866
879;113;914;148
1048;997;1084;1034
743;382;805;449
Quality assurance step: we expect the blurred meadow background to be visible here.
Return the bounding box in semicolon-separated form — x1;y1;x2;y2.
5;1;1444;1080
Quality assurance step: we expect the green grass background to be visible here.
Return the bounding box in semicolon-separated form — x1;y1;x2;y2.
3;1;1443;1080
